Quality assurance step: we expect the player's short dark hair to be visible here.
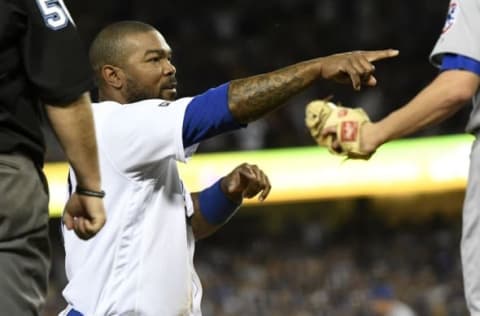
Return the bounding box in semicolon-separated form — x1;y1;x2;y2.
89;21;156;85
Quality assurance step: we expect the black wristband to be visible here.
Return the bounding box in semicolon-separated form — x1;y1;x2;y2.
76;186;106;198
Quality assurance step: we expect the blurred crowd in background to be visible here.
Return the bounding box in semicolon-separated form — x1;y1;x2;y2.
44;203;466;316
197;215;465;316
45;0;469;160
43;0;470;315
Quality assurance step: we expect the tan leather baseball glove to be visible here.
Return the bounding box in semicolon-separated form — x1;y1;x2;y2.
305;99;372;159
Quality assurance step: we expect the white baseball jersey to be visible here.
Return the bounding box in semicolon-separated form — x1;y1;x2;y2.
61;98;202;316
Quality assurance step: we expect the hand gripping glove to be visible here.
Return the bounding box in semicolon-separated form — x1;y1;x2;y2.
305;99;372;159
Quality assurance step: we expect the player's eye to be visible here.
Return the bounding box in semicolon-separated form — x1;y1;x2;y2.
147;57;161;63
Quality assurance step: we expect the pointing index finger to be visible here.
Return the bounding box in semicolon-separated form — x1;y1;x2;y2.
364;49;399;62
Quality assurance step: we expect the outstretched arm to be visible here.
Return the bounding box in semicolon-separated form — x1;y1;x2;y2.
190;163;271;240
229;50;399;123
46;92;106;240
360;69;480;154
181;50;398;148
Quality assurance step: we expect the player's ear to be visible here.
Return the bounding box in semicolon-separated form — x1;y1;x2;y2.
101;64;124;89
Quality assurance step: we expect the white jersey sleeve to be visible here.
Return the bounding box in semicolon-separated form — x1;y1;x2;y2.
101;97;197;174
430;0;480;67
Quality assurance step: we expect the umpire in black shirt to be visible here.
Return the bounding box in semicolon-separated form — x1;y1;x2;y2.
0;0;106;314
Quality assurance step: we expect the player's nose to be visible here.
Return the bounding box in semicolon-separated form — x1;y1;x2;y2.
162;59;176;75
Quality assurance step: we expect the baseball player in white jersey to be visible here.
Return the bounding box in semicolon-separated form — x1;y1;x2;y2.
323;0;480;313
62;96;271;316
59;21;398;316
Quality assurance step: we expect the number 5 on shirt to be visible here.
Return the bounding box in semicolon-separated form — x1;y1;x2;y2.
35;0;73;30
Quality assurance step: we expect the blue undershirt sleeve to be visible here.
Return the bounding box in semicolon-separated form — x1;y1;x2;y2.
182;83;247;148
440;53;480;76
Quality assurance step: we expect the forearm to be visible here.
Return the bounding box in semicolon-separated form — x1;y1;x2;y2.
373;71;478;145
228;49;399;123
190;179;242;240
190;164;270;240
46;92;101;190
190;193;220;240
229;58;322;123
376;86;460;142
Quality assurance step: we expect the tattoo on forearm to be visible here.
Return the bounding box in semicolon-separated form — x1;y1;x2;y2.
229;63;313;123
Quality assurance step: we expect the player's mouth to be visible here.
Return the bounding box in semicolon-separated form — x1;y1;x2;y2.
163;77;177;88
161;82;177;100
163;82;177;91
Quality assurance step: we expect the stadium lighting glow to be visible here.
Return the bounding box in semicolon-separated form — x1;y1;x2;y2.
45;134;473;217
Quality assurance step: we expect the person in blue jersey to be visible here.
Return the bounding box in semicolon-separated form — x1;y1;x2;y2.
60;21;398;316
324;0;480;313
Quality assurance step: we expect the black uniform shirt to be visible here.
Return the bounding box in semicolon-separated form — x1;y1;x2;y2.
0;0;93;167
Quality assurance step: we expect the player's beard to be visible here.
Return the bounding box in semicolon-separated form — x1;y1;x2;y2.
124;77;158;103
